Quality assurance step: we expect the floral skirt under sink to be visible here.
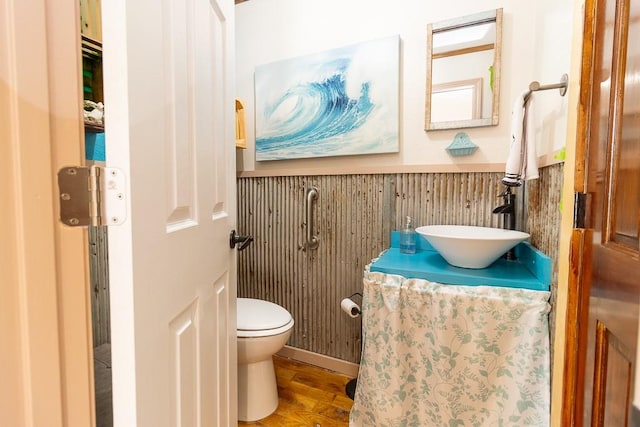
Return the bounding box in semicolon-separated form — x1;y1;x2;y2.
349;266;551;427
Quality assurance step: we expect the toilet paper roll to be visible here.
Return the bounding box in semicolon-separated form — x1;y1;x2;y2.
341;298;361;318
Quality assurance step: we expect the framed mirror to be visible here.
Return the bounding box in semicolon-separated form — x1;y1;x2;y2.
425;8;503;131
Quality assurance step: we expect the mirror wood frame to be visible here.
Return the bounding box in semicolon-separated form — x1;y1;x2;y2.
425;8;503;131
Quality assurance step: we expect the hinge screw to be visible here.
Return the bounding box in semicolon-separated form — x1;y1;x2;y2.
61;193;71;201
69;218;79;225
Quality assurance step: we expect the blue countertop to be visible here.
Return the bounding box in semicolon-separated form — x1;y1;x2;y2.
369;232;551;291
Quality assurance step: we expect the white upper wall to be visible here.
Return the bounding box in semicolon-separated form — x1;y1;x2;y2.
235;0;574;174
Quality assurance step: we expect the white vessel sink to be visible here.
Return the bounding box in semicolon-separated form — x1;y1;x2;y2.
415;225;530;269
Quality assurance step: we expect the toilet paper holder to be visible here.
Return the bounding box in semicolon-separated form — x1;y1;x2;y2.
341;291;363;400
341;292;362;318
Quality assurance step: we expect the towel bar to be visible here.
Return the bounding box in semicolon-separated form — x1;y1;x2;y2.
525;73;568;101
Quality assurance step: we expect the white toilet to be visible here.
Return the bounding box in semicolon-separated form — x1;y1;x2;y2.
237;298;294;422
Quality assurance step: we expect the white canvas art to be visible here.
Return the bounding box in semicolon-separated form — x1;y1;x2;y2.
255;35;400;161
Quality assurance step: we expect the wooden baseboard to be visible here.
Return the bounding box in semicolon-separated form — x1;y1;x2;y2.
277;345;359;377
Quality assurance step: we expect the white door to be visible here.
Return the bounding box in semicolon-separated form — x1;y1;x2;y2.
102;0;237;425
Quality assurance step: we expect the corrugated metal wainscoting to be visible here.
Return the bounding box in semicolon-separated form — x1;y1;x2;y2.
85;165;563;365
235;171;549;364
524;162;563;363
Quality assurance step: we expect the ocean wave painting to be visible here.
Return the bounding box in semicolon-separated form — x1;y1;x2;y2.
255;36;400;161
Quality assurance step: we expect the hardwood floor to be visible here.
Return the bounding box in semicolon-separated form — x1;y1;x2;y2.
238;355;355;426
94;347;353;426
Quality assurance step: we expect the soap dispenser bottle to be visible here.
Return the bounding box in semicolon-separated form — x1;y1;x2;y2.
400;216;417;254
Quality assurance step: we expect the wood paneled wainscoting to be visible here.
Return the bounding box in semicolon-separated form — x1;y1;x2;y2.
89;226;111;347
236;167;563;368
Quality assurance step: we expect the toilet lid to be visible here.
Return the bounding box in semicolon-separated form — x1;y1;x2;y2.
237;298;293;331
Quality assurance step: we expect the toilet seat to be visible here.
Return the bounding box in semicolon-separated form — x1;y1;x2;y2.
237;298;294;338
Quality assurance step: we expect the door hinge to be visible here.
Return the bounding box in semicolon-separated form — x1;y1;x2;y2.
573;191;587;229
57;165;127;227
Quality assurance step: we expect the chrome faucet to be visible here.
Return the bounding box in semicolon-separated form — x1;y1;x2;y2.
493;186;516;260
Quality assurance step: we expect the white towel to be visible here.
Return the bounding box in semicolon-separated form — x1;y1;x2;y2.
502;90;539;186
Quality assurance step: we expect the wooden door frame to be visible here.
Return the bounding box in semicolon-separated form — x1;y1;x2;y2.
1;0;94;425
561;0;609;424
